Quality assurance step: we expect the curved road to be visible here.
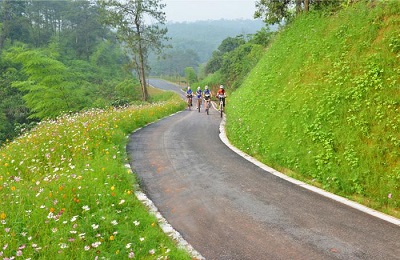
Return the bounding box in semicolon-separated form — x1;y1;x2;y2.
127;79;400;260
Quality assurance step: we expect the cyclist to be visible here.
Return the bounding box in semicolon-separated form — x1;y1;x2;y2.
186;86;193;108
195;86;203;109
204;85;211;110
216;85;226;110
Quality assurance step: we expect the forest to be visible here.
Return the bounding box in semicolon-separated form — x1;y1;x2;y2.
0;0;160;145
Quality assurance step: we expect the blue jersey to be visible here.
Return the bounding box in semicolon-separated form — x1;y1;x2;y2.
196;90;202;98
186;89;193;96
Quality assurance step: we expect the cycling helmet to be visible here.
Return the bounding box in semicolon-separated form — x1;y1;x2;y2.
197;86;201;90
205;85;208;89
187;86;191;89
220;85;224;89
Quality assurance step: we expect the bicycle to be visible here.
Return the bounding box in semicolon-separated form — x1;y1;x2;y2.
218;94;225;118
186;95;193;110
197;97;201;113
204;95;211;115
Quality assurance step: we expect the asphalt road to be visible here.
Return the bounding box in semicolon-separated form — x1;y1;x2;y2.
127;79;400;260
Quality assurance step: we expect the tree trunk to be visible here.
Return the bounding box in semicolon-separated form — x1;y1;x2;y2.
135;0;148;101
296;0;302;14
138;39;148;101
305;0;309;13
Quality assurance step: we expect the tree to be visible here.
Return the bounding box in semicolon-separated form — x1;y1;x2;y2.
100;0;169;101
254;0;292;25
184;67;197;85
0;0;30;51
255;0;345;25
6;46;86;119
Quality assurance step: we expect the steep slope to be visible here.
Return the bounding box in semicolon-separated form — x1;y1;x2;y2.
227;1;400;216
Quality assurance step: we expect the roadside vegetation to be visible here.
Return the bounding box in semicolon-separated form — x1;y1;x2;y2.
0;92;190;259
226;1;400;217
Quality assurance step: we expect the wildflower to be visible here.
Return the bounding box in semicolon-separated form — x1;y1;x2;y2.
84;245;90;251
133;220;140;226
111;185;115;191
118;199;125;205
128;251;135;258
52;228;58;233
388;193;392;199
149;249;155;255
139;237;145;242
111;220;118;225
60;243;68;249
0;213;5;220
16;250;22;256
91;241;101;248
70;215;78;222
82;205;90;211
126;243;132;249
91;224;99;230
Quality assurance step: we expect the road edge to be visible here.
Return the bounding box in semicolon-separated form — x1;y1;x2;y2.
219;116;400;227
126;111;206;260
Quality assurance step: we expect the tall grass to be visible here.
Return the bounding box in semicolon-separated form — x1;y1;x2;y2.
227;1;400;217
0;95;191;259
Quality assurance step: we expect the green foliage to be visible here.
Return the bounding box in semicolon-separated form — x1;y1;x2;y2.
6;46;87;119
227;1;400;216
184;67;198;85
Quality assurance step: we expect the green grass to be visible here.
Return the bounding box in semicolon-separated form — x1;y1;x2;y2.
227;1;400;218
0;94;191;259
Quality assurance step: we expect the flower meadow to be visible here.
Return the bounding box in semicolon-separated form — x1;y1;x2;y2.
0;97;192;259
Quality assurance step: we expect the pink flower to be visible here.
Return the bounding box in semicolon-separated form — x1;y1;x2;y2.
388;193;392;199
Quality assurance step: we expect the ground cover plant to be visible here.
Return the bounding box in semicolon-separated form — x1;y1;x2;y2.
227;1;400;217
0;95;191;259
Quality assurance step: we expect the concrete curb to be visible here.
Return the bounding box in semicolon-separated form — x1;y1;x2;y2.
218;116;400;227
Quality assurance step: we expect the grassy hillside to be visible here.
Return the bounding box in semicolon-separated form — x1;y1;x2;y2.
227;1;400;217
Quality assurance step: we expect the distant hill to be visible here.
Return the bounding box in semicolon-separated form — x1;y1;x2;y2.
149;19;267;76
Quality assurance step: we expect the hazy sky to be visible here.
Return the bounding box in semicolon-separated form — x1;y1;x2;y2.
163;0;257;22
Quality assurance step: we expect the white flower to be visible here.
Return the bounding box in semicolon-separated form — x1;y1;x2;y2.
133;220;140;226
82;205;90;211
70;215;79;222
91;241;101;248
111;220;118;225
118;199;125;205
84;245;90;251
126;243;132;249
91;224;99;230
149;249;155;255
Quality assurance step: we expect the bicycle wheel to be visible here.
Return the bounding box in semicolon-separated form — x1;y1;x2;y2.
220;100;223;118
198;99;201;113
206;102;209;115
